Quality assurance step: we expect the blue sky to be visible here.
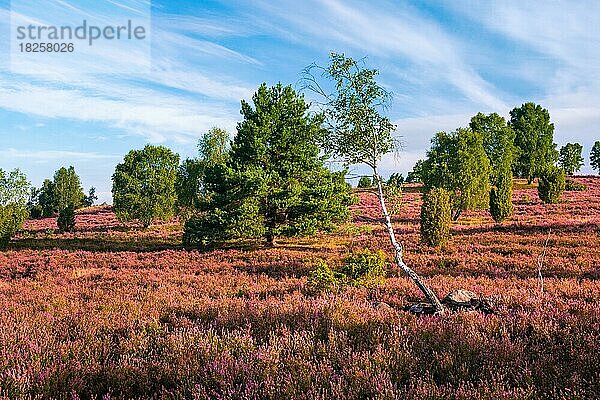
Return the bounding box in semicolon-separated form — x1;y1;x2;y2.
1;0;600;203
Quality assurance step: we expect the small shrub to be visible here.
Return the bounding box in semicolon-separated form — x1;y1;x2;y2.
489;171;514;223
357;176;372;188
538;166;566;204
306;259;340;293
565;178;587;191
341;248;386;288
57;205;76;232
307;249;387;293
420;188;451;247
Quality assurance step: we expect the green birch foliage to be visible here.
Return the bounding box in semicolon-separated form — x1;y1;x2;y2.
470;113;516;223
176;128;230;221
509;103;558;183
422;128;491;220
52;166;85;211
112;145;180;227
558;143;584;175
469;112;516;184
307;53;398;169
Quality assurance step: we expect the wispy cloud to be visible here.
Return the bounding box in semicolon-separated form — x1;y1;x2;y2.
0;1;259;144
0;148;120;161
0;75;239;143
253;0;507;111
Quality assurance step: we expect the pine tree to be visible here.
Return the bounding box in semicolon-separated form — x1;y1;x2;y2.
184;83;355;246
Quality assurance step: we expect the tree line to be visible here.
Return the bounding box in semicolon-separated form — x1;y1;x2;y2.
0;166;96;247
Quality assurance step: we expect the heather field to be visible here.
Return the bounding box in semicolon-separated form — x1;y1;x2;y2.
1;178;599;400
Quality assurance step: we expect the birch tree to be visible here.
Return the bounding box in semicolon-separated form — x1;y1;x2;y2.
302;53;444;313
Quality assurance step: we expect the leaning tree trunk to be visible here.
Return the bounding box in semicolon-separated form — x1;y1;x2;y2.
373;167;445;314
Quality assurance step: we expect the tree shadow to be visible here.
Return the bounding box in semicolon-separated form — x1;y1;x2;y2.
9;237;183;253
453;221;600;236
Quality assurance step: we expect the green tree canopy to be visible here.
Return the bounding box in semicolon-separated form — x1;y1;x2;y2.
357;176;372;188
423;128;491;220
0;168;30;249
82;187;98;207
184;83;354;246
198;127;230;167
469;112;516;183
558;143;584;175
51;166;85;232
176;128;231;220
590;141;600;174
406;160;424;183
470;112;516;223
112;145;180;227
52;166;85;211
509;102;558;183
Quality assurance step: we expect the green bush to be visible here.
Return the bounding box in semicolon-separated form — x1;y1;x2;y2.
489;169;514;223
357;176;372;188
341;248;387;288
565;178;587;191
538;166;565;204
306;259;341;293
307;249;387;293
420;188;451;247
57;205;76;232
183;209;230;247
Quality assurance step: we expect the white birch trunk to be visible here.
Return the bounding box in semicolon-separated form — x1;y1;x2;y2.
373;167;445;314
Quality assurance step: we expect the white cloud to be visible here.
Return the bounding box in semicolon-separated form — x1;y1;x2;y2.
0;77;239;143
255;0;507;111
0;148;120;161
0;2;258;144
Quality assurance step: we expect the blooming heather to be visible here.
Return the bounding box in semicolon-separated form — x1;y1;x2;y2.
0;178;598;398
